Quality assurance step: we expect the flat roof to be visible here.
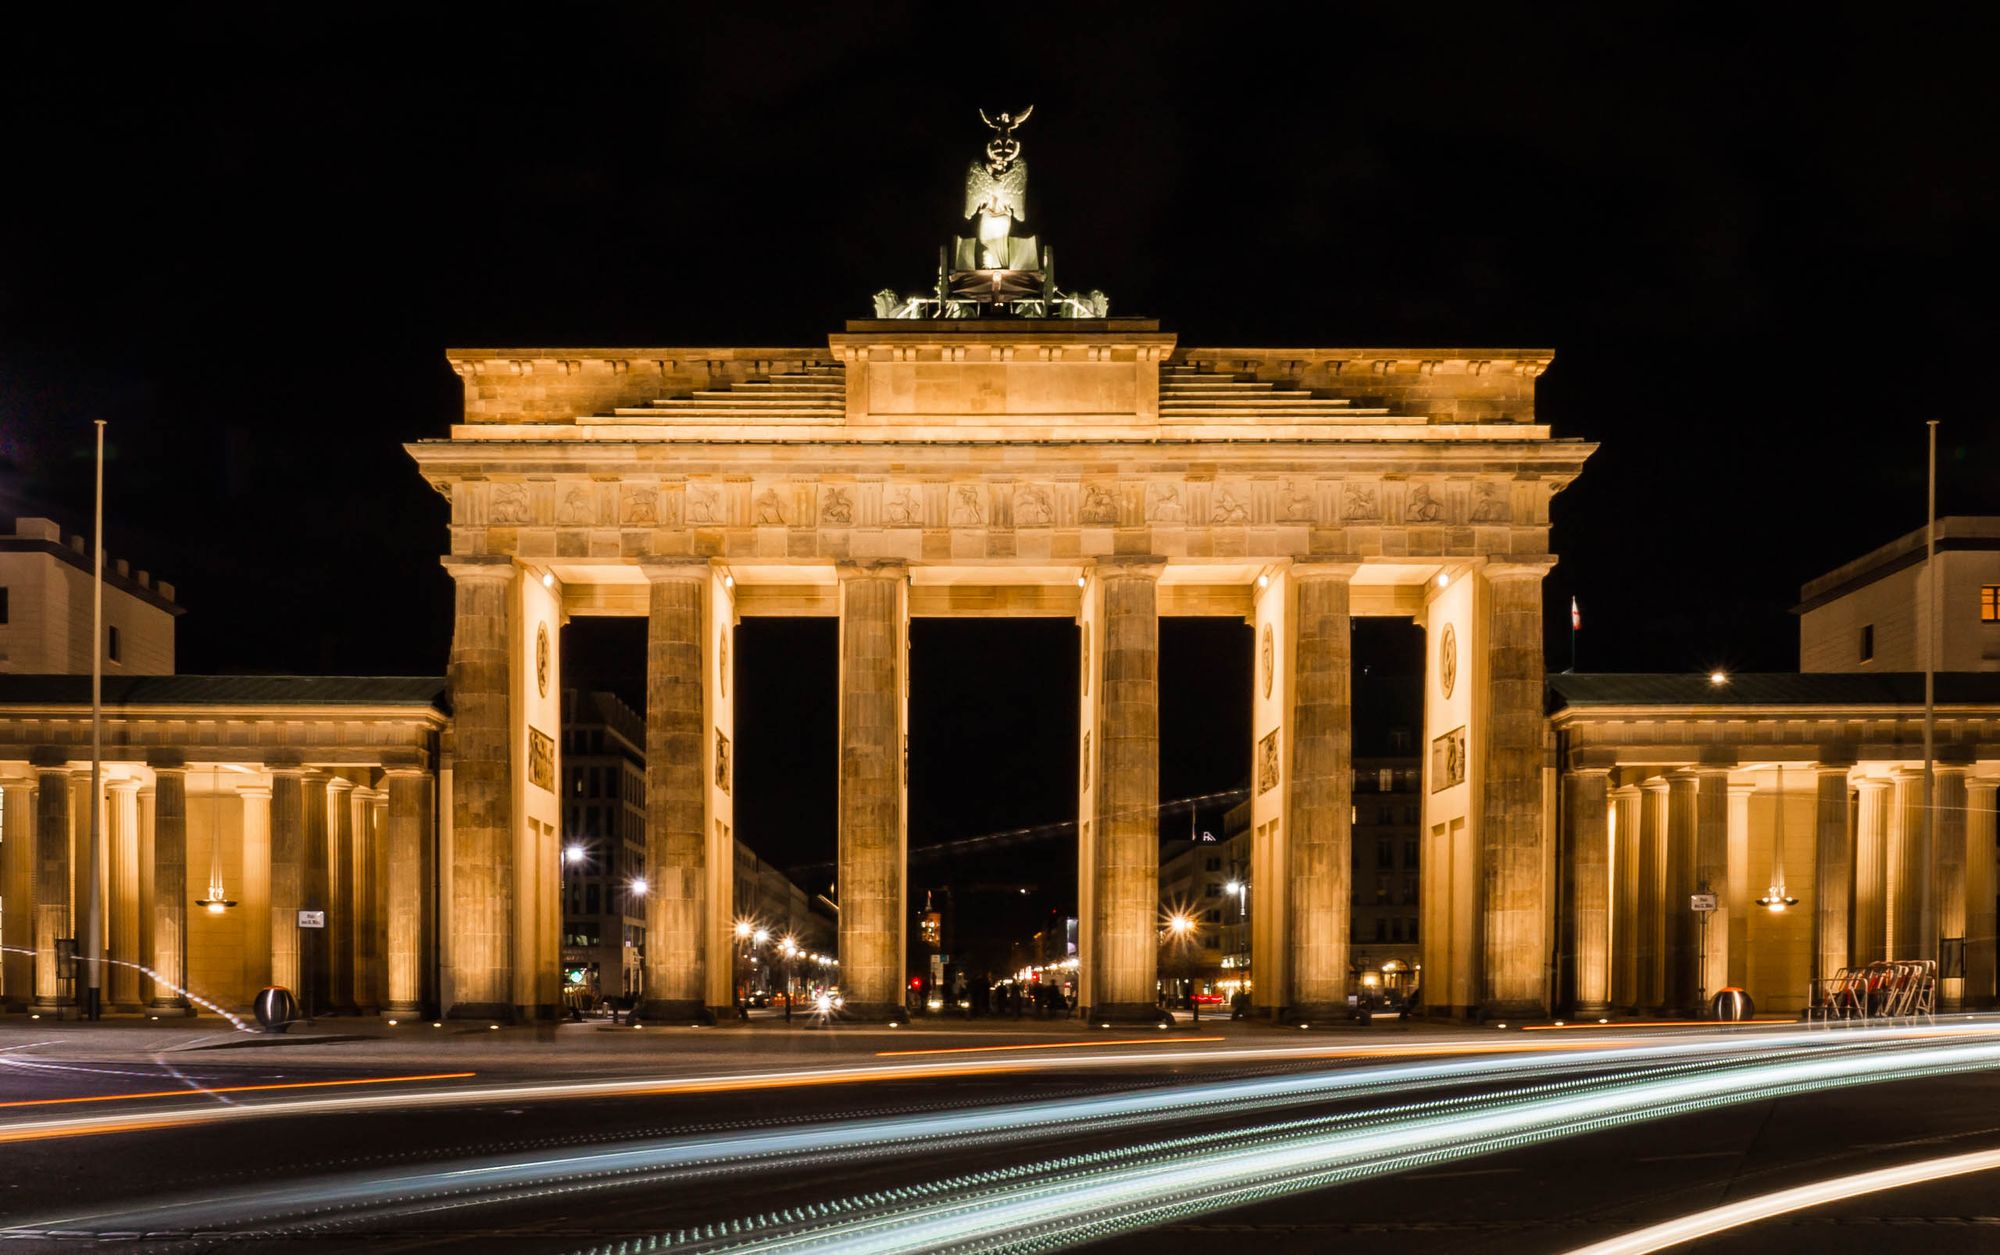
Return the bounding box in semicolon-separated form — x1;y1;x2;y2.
0;675;447;708
1797;516;2000;612
1548;671;2000;712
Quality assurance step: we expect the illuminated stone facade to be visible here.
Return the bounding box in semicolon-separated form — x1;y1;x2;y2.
411;323;1590;1022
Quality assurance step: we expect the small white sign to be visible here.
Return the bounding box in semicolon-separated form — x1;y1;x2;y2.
1690;893;1718;913
297;910;326;929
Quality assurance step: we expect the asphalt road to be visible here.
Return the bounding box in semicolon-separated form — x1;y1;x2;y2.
3;1016;1999;1253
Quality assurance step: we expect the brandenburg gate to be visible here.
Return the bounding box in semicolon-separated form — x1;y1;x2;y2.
408;114;1593;1024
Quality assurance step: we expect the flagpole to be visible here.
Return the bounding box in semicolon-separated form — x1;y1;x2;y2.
85;419;106;1021
1921;420;1937;963
1569;596;1580;674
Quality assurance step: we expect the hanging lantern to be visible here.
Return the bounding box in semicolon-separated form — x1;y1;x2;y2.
194;766;237;914
1756;764;1799;911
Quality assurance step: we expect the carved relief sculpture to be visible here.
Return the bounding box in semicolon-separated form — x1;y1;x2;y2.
1431;726;1467;792
686;485;721;524
820;486;853;525
715;731;732;794
1281;481;1317;521
1079;484;1119;524
1341;483;1379;521
1211;488;1249;523
528;727;556;792
753;487;789;525
1439;623;1458;699
1146;482;1185;522
1257;729;1280;794
885;488;922;526
719;629;729;697
1260;624;1275;698
950;484;985;527
1469;481;1509;523
536;624;550;697
1081;730;1091;790
490;483;530;524
556;486;592;525
1407;483;1442;523
1014;484;1053;526
620;486;659;525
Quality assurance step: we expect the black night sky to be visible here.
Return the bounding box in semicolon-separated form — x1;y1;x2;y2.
3;11;1995;909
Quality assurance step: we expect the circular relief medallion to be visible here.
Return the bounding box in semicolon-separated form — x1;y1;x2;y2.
1081;627;1091;696
1260;624;1275;698
1439;622;1458;699
719;630;729;697
535;623;551;698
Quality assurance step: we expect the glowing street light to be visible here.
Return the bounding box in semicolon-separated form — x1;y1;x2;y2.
1709;669;1730;687
629;876;649;897
735;919;753;940
563;844;585;865
753;928;770;946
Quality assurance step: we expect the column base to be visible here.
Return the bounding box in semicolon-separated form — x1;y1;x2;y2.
1082;1003;1175;1028
1478;1000;1546;1022
445;1001;516;1023
28;997;74;1016
1284;1003;1350;1027
1572;1002;1612;1019
637;998;715;1026
384;1002;422;1019
831;1001;909;1024
146;1000;194;1017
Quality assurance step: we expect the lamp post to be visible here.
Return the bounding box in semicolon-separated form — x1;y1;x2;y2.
733;919;754;1019
561;844;584;1012
779;937;798;1023
1166;911;1198;1022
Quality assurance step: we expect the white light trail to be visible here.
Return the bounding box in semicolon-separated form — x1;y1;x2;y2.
1563;1146;2000;1255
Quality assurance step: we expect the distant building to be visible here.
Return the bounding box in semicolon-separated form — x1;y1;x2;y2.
561;689;834;1007
0;517;180;675
1799;516;2000;673
1159;811;1247;1003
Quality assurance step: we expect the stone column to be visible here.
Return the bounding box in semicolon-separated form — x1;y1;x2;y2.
1691;767;1730;1010
327;776;356;1013
149;761;190;1014
240;786;272;995
31;754;71;1012
443;556;516;1020
301;773;330;1016
351;786;379;1013
1564;765;1612;1015
1888;770;1923;959
268;767;304;994
1935;764;1969;1009
1966;778;1998;1009
370;791;389;1012
137;785;154;1004
1610;785;1641;1011
1664;771;1699;1013
837;561;909;1021
384;768;429;1016
1479;562;1551;1018
107;780;141;1010
1084;557;1163;1023
1286;565;1353;1022
1852;778;1889;965
1638;777;1669;1011
1811;762;1853;989
0;778;31;1010
1724;780;1755;993
637;565;712;1023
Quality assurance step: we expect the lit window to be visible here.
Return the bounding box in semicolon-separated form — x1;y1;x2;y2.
107;624;120;663
1860;624;1874;663
1982;586;2000;623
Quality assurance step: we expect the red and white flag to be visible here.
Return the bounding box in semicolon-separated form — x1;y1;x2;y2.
1570;596;1581;631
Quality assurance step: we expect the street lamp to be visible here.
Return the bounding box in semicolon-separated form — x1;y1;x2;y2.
779;937;799;1023
732;919;756;1018
1165;911;1199;1022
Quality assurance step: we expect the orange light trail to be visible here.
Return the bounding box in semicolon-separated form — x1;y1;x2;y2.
876;1036;1227;1057
0;1071;477;1110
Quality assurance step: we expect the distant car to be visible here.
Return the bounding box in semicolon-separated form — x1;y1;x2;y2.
1192;993;1225;1006
746;992;771;1008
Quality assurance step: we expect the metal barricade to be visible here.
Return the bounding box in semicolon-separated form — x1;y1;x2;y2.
1806;960;1935;1024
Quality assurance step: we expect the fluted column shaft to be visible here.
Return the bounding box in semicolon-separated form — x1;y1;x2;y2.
837;562;909;1020
301;774;330;1015
1811;765;1853;988
1479;563;1550;1017
1084;559;1162;1022
150;766;189;1013
1888;771;1925;959
107;781;141;1009
1935;766;1968;1009
1664;772;1700;1013
268;769;304;994
384;769;429;1015
1638;779;1668;1010
1287;568;1353;1019
1565;768;1611;1014
1610;786;1641;1011
1966;780;1998;1009
640;568;711;1020
0;780;31;1008
31;763;70;1010
1852;779;1889;964
444;556;516;1019
328;778;356;1012
240;787;272;995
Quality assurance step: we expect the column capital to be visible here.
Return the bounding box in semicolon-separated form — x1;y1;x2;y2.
441;554;515;584
1290;559;1362;581
1814;758;1856;775
640;560;714;583
1481;556;1557;581
379;765;430;780
107;777;141;795
149;757;188;775
1967;777;2000;797
835;559;909;580
1727;781;1758;797
1641;775;1671;795
1088;554;1166;579
1855;775;1891;795
1565;748;1618;774
327;776;356;795
238;786;272;800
